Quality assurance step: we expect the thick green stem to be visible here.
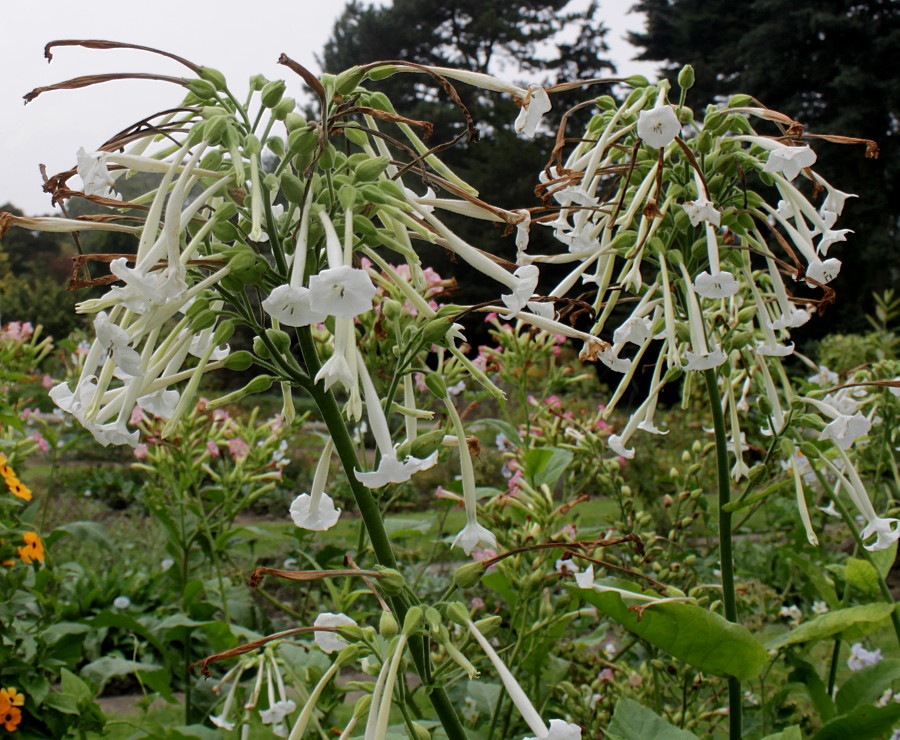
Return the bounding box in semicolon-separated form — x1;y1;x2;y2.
295;327;468;740
704;369;741;740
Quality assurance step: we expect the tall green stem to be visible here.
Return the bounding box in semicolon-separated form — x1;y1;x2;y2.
704;369;741;739
295;327;468;740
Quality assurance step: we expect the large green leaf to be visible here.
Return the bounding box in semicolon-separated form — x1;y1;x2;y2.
811;703;900;740
572;583;768;680
761;727;802;740
81;656;162;693
781;551;840;609
870;542;897;579
836;659;900;714
523;447;573;488
845;558;881;597
766;603;896;650
606;697;700;739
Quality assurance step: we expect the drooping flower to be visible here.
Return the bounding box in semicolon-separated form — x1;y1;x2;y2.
637;105;680;148
763;145;817;181
290;439;341;531
77;147;120;198
682;198;721;227
514;85;552;139
262;285;327;327
313;612;357;654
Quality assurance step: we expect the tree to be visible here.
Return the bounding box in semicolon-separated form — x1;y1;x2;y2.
630;0;900;332
320;1;616;306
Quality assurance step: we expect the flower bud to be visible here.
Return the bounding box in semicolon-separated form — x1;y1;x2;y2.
402;606;424;635
285;112;307;132
355;156;391;182
422;317;456;347
199;66;228;91
423;373;448;399
206;375;275;408
243;134;261;157
677;65;695;91
798;442;820;460
424;607;442;635
263;173;280;192
222;351;255;371
411;722;431;740
191;310;217;332
252;336;270;360
335;644;363;667
382;299;403;320
410;429;445;459
213;320;235;345
249;74;268;91
335;66;365;95
265;328;292;354
444;602;470;626
473;616;501;636
261;80;286;108
280;171;307;205
626;75;651;88
379;610;399;638
184;78;218;100
373;565;405;594
338;185;358;211
272;96;296;121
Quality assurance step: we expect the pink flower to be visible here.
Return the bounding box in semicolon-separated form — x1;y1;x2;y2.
268;414;283;434
228;438;250;459
133;443;149;460
41;375;54;389
470;597;485;611
212;409;230;422
484;312;498;323
22;408;34;421
414;373;428;393
31;432;50;453
130;405;146;426
206;441;220;458
471;548;497;562
598;669;615;684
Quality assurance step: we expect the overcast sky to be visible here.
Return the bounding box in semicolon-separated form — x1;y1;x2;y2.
0;0;658;215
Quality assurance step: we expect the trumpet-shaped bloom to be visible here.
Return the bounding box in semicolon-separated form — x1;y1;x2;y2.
861;518;900;553
313;612;357;654
682;198;721;227
637;105;680;148
262;285;327;326
524;719;583;740
763;145;817;181
77;147;120;198
514;85;552;138
290;492;341;531
694;270;739;299
94;312;143;377
819;412;871;450
501;265;540;314
354;449;437;488
452;521;498;555
308;265;376;318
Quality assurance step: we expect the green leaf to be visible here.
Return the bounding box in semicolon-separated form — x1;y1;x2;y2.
523;447;573;488
766;604;896;650
846;558;881;597
572;584;768;680
836;658;900;714
606;697;701;739
761;727;802;740
869;542;897;579
81;656;163;693
811;703;900;740
476;418;522;448
788;657;834;720
384;516;434;538
466;679;501;715
782;551;840;609
60;667;92;704
49;520;107;547
483;570;518;610
42;621;91;645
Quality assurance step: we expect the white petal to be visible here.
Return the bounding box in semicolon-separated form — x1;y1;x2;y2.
637;106;680;148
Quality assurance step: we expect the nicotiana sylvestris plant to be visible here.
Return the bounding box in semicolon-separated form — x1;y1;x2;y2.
2;40;889;739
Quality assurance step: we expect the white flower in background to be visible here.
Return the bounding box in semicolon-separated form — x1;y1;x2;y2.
637;105;680;148
822;186;857;216
309;265;377;318
819;413;871;450
555;558;580;576
262;285;327;327
524;719;583;740
763;145;817;181
313;612;357;654
682;198;721;227
812;601;829;615
778;604;802;624
77;147;120;198
113;596;131;610
818;501;841;518
847;643;882;671
861;517;900;552
514;85;552;138
816;228;853;256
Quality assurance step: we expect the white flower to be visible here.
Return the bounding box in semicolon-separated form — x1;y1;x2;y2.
77;147;120;198
779;604;802;622
683;348;727;371
822;186;857;216
262;285;327;326
694;270;739;298
818;501;841;518
314;351;354;392
308;265;376;318
817;229;852;256
452;521;498;556
682;198;721;227
574;565;595;589
260;699;296;725
847;643;882;671
555;559;580;576
637;105;680;148
313;612;357;654
608;434;634;459
209;714;236;731
524;719;583;740
763;145;817;181
613;316;653;347
598;346;632;373
501;265;540;314
812;601;829;615
113;596;131;610
819;413;871;450
290;492;341;531
94;311;143;377
861;517;900;552
137;389;180;420
354;449;438;488
756;339;795;357
514;85;552;138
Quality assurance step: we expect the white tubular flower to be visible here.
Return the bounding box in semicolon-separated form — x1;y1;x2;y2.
286;653;346;740
445;394;497;555
314;319;355;392
514;209;532;261
77;147;120;198
637;105;680;148
514;84;552;138
94;312;144;377
816;228;852;257
682;197;721;227
501;264;541;315
613;316;654;347
763;145;817;181
290;439;341;531
821;185;858;216
694;270;739;299
678;263;726;370
805;397;871;450
309;265;377;318
313;613;357;654
137;389;179;419
263;285;327;326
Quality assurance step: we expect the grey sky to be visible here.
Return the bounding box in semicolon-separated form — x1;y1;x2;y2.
1;0;657;215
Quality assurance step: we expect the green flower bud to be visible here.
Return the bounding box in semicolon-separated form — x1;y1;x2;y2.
421;317;456;347
266;137;285;158
184;78;218;100
260;79;286;108
798;442;820;460
338;185;358;212
424;607;442;635
410;429;445;459
191;310;217;332
473;616;501;636
444;601;470;626
402;606;424;635
335;644;363;667
423;373;448;399
663;366;684;384
185;297;210;319
411;722;431;740
626;75;651;88
272;96;296;121
444;641;478;679
378;179;406;201
203;115;229;145
206;375;275;408
379;610;399;638
249;74;267;91
334;66;365;95
222;351;255;371
243;134;261;156
344;126;369;147
199;66;228;91
213;319;235;345
263;173;280;193
252;336;271;359
265;328;292;354
373;565;405;595
284;112;307;132
355;155;391;182
214;202;238;222
677;64;695;91
287;127;318;159
281;171;307;205
453;561;487;589
382;299;403;320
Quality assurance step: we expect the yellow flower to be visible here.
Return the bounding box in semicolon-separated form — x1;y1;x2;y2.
17;532;44;564
0;687;23;732
0;454;31;501
0;687;24;707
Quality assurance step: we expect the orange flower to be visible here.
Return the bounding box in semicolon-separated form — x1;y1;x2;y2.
17;532;44;564
0;454;31;501
0;687;24;707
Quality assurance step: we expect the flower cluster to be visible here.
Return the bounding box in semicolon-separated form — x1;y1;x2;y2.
0;687;24;733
